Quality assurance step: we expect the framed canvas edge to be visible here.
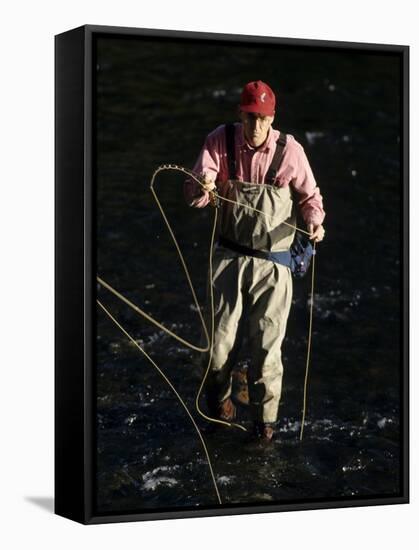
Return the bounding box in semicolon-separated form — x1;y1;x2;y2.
84;25;95;524
55;24;410;526
81;23;409;51
85;496;409;525
55;25;87;524
401;44;410;505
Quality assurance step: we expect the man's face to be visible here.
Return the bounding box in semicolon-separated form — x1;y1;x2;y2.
240;111;274;147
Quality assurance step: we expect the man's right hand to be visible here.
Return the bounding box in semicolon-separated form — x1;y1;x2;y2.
189;174;216;207
200;174;216;193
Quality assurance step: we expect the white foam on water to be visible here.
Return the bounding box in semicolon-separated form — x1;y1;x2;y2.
124;414;138;426
305;131;325;145
143;476;178;491
279;418;301;433
342;457;367;473
217;475;235;486
142;465;180;492
377;417;394;429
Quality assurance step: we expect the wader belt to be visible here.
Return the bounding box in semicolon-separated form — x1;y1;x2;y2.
225;124;288;183
218;235;292;267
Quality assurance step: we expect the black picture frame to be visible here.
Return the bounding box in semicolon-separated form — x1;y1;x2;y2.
55;24;409;524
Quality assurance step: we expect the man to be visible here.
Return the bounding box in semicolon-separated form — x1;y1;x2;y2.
184;80;325;442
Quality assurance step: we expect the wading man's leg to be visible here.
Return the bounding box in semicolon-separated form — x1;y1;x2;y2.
247;260;293;439
205;250;247;421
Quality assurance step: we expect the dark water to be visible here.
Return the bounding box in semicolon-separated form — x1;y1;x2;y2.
95;35;403;513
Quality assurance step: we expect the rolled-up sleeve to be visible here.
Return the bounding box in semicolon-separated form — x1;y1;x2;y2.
184;127;223;208
291;144;325;226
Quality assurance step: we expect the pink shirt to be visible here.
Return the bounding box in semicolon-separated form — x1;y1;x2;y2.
184;123;325;226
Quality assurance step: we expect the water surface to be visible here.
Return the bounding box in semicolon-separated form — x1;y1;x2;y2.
95;35;403;513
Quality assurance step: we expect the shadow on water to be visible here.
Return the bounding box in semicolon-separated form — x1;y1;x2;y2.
95;36;403;513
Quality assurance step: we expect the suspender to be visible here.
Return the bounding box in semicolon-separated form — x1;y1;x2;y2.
225;123;287;183
225;123;237;180
265;132;287;183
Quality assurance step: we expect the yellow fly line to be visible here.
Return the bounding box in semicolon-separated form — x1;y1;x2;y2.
97;163;318;503
96;298;222;505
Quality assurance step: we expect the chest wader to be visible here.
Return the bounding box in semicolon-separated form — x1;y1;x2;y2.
206;126;295;424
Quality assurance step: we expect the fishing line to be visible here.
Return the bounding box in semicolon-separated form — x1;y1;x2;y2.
149;165;247;432
215;193;312;236
97;275;209;353
147;165;316;438
99;165;316;432
299;242;316;441
96;299;222;504
97;163;318;503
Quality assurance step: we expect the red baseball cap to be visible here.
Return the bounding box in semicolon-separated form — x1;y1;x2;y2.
240;80;276;116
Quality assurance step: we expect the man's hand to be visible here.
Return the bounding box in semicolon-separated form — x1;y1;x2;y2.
200;173;216;193
307;223;326;243
190;174;216;207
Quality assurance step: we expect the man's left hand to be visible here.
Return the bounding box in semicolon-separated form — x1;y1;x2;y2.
307;223;325;243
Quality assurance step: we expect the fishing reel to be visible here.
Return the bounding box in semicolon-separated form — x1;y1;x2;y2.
198;172;220;209
209;189;220;209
